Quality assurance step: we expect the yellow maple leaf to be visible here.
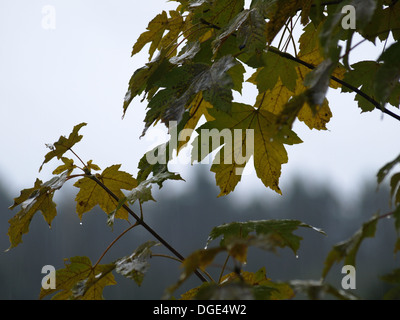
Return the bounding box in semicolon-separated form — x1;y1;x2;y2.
74;165;137;220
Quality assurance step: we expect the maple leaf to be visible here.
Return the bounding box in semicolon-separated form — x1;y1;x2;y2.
39;256;116;300
362;0;400;42
322;215;379;279
341;61;381;112
131;10;185;60
181;267;294;300
248;51;298;93
377;153;400;207
7;172;68;249
262;0;314;44
176;92;215;153
289;279;358;300
114;241;159;286
52;157;75;175
74;165;137;220
192;102;302;196
123;52;173;117
39;123;86;172
374;41;400;107
190;0;245;29
207;219;325;256
220;268;294;300
126;170;183;205
140;55;239;136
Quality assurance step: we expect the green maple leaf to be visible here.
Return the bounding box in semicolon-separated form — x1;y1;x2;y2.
140;55;239;136
39;123;86;172
363;1;400;42
374;41;400;107
377;153;400;207
74;165;137;220
322;214;379;279
212;7;266;57
39;256;116;300
190;0;245;28
8;172;68;249
380;267;400;299
207;219;325;256
341;61;381;112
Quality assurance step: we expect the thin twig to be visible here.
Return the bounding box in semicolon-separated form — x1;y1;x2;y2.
151;253;183;264
88;174;208;283
267;47;400;122
198;16;400;123
69;148;87;169
218;254;230;284
93;222;139;269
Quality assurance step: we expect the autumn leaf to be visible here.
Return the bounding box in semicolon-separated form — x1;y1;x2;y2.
190;0;245;29
193;102;301;196
263;0;309;44
181;267;294;300
7;172;68;249
131;10;185;60
221;268;294;300
39;256;116;300
74;165;137;220
39;123;86;172
52;157;75;175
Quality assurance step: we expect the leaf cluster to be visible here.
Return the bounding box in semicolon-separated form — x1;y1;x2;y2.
6;0;400;300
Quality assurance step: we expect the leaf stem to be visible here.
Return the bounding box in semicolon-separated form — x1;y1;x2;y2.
93;222;139;270
69;148;87;169
87;174;208;283
151;253;183;264
218;254;230;284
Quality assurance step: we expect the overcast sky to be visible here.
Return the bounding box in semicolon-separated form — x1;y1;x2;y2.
1;0;400;204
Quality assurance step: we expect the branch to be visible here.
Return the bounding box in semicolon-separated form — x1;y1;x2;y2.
87;174;208;283
198;17;400;123
93;222;138;269
267;47;400;122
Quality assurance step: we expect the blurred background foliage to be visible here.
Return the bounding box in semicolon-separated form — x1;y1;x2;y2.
0;166;398;299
